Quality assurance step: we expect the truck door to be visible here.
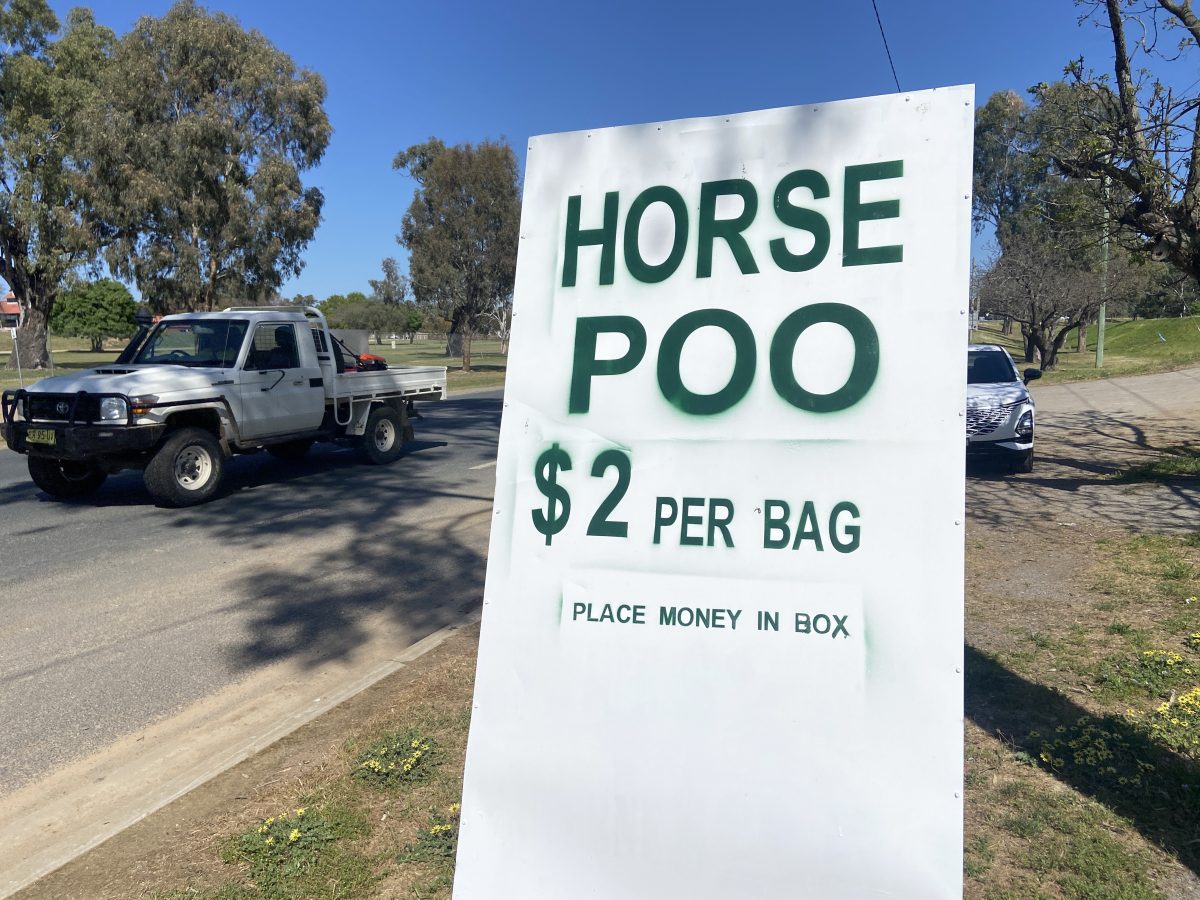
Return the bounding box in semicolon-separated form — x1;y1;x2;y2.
236;322;325;439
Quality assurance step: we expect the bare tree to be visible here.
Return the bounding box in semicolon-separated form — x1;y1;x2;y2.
977;231;1146;368
1036;1;1200;283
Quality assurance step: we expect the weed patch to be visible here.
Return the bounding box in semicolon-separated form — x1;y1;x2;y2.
1096;648;1199;700
221;805;373;899
397;803;461;865
352;729;438;787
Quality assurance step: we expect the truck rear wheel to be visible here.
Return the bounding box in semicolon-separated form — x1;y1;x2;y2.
144;427;224;507
28;457;107;498
359;405;405;465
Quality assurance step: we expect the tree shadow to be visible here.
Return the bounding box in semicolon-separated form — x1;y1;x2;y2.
155;393;505;671
967;645;1200;877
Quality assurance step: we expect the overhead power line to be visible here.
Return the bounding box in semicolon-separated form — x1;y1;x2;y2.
871;0;902;93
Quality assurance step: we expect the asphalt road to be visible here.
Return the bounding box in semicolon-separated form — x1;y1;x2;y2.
0;389;502;797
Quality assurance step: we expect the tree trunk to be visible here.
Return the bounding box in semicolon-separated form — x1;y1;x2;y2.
1076;320;1088;353
1002;315;1014;335
91;336;103;353
6;301;51;370
1020;325;1038;363
462;327;473;373
1043;324;1077;371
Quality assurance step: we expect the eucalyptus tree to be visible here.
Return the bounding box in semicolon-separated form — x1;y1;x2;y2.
0;3;113;369
394;138;520;370
87;0;331;313
369;257;407;305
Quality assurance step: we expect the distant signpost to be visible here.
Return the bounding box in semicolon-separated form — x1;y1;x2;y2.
457;86;974;899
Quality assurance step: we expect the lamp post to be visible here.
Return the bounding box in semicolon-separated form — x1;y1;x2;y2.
1096;180;1108;368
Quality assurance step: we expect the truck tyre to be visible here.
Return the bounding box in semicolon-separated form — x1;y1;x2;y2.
267;439;314;461
144;427;224;507
28;457;107;498
359;405;405;465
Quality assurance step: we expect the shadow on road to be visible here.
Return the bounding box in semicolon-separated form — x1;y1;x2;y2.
161;394;502;673
967;408;1199;532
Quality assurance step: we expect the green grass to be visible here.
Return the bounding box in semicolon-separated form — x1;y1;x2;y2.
1113;447;1200;482
969;315;1200;383
0;333;507;393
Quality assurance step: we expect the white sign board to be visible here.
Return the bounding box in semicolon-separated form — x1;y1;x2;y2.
457;86;973;899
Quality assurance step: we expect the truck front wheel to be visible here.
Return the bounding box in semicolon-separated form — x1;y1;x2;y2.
28;457;107;498
359;405;405;465
144;427;224;507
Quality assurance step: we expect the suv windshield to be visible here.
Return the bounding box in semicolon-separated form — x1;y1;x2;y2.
967;349;1018;385
134;320;248;367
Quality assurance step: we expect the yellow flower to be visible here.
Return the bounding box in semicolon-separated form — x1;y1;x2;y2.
265;836;275;845
449;803;461;814
295;808;306;817
289;828;301;843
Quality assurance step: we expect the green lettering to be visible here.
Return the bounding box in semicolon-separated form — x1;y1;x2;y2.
843;161;903;266
569;316;647;414
764;499;790;549
657;309;756;415
624;185;688;283
770;169;830;272
830;501;861;553
769;303;879;413
708;498;735;548
697;179;760;278
790;500;824;551
680;497;704;546
562;192;618;286
654;497;678;545
660;606;678;626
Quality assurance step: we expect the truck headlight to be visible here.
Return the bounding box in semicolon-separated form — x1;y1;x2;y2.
99;397;128;421
1016;410;1034;439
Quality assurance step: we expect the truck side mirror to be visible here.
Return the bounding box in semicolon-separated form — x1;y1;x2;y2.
1023;368;1042;384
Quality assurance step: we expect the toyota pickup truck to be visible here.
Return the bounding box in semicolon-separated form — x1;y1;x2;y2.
1;306;446;506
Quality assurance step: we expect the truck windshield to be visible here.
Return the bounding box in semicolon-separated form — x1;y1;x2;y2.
134;320;249;367
967;349;1018;385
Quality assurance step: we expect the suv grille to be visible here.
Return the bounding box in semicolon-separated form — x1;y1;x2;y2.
26;393;102;423
966;405;1010;436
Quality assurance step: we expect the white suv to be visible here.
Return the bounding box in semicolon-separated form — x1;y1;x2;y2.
966;344;1040;473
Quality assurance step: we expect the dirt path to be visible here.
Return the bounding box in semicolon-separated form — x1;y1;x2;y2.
13;368;1200;899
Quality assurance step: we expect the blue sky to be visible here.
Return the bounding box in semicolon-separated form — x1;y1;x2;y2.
43;0;1120;302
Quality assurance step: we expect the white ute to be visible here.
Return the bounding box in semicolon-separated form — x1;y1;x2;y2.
2;307;446;506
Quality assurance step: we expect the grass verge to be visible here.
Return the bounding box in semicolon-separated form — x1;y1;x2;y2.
969;315;1200;383
966;529;1200;898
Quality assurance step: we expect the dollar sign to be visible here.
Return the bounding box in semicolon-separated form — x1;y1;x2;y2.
532;443;572;545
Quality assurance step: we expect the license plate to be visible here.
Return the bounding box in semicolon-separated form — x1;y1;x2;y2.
26;428;55;446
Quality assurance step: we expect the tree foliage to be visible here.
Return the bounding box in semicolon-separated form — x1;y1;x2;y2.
50;277;136;351
394;137;520;370
0;3;113;368
369;257;407;306
86;0;331;313
1034;0;1200;283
